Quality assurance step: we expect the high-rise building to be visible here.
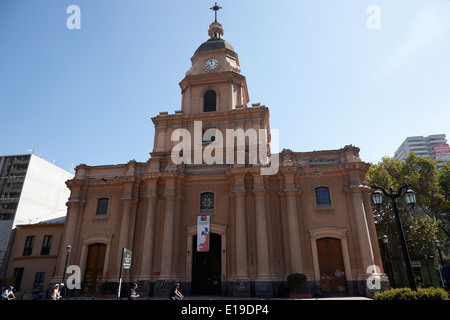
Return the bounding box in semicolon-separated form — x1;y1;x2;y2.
394;134;449;168
0;154;73;279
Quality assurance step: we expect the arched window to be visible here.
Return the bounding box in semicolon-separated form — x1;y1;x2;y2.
315;187;331;206
204;90;216;112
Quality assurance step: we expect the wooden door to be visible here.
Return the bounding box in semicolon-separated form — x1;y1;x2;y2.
83;243;106;294
192;233;221;295
317;237;347;293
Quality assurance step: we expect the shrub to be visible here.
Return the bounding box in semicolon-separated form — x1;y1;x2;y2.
374;287;448;300
101;281;119;294
287;273;308;293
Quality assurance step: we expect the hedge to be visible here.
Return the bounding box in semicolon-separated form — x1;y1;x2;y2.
374;287;448;300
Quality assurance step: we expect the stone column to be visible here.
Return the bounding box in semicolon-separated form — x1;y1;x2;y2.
229;79;235;110
171;187;184;278
234;190;248;278
160;195;175;279
117;199;133;267
283;171;303;274
349;186;382;296
253;175;273;297
54;199;82;280
231;173;250;296
185;85;192;113
253;176;270;279
140;193;157;279
350;188;375;271
160;177;177;279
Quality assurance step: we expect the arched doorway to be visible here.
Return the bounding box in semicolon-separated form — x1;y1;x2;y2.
317;237;347;294
83;243;106;294
192;233;221;295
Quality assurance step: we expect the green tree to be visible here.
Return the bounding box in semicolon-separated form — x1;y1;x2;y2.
367;153;448;256
438;161;450;224
406;215;444;254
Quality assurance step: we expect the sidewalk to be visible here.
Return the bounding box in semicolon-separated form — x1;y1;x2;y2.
63;294;373;301
118;295;372;301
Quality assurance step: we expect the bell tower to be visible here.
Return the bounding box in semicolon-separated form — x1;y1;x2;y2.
179;19;249;114
151;4;271;166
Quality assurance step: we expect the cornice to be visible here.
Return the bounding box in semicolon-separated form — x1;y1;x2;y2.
179;71;246;90
344;184;372;193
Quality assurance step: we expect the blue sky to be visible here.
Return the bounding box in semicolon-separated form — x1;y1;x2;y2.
1;0;449;173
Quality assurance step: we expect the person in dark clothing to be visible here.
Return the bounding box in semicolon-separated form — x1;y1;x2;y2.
169;283;184;300
128;283;139;300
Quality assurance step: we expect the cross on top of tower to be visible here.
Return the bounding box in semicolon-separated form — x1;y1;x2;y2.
210;2;222;22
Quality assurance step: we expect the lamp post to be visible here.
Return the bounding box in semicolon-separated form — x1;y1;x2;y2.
382;235;396;288
424;255;434;287
434;240;449;290
61;245;72;298
371;184;417;291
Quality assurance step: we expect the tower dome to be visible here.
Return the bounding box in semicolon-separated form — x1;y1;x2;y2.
194;21;235;55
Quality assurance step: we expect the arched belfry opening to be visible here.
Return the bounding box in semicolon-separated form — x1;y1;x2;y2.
204;90;217;112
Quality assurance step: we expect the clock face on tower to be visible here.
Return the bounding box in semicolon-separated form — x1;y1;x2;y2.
205;58;219;70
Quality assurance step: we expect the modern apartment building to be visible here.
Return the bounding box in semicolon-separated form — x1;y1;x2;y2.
0;154;73;280
394;134;449;169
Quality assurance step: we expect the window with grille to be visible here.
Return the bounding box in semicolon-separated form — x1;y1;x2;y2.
96;198;109;216
200;192;214;211
315;187;331;206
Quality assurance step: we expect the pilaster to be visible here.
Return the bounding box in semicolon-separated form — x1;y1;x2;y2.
139;178;158;280
280;168;303;274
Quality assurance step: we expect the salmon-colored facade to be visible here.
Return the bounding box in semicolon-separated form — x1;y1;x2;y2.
52;20;387;297
6;220;64;299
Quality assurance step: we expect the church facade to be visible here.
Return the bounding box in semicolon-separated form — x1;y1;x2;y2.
52;17;386;298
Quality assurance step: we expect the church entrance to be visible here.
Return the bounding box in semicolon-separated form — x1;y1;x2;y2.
192;233;221;295
317;237;347;294
83;243;106;294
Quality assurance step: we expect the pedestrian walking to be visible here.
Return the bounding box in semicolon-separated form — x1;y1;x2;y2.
51;284;61;300
128;283;140;300
169;283;184;300
58;283;65;299
1;286;15;300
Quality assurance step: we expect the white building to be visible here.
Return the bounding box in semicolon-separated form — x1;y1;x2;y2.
394;134;449;169
0;154;73;279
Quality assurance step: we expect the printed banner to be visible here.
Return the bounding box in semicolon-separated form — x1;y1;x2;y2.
197;215;210;252
433;144;450;160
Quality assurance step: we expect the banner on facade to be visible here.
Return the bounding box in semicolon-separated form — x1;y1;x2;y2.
197;215;210;252
433;144;450;160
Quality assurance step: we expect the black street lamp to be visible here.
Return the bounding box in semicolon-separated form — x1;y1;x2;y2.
434;240;449;290
371;184;417;291
382;235;396;288
424;255;434;287
61;245;72;298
